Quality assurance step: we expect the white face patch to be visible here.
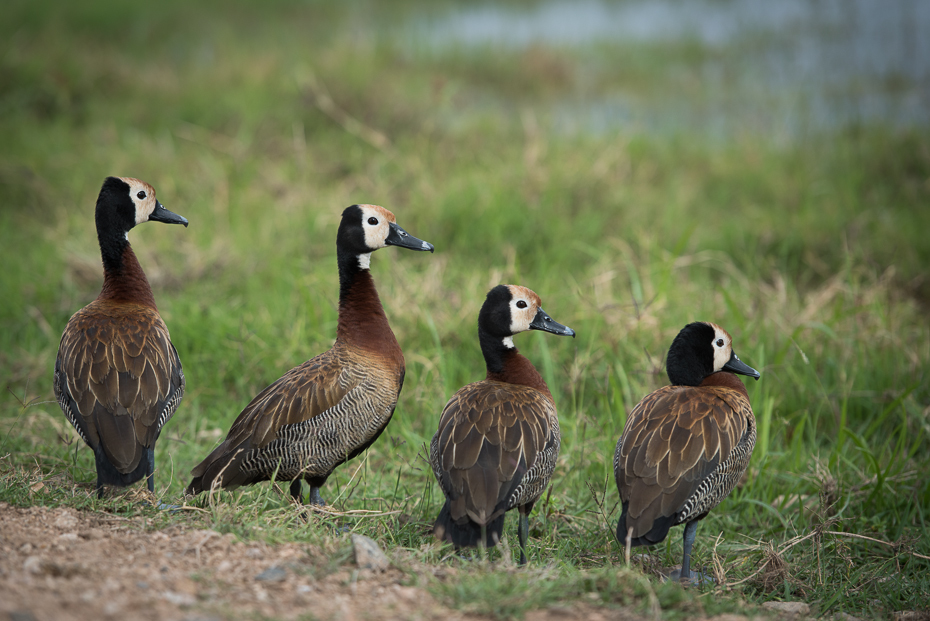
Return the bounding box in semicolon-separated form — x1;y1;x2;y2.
358;253;372;270
358;204;395;252
119;177;158;225
709;323;733;372
505;285;543;335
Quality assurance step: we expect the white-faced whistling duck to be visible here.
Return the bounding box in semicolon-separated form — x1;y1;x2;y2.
430;284;575;564
54;177;188;498
186;204;433;505
614;321;760;583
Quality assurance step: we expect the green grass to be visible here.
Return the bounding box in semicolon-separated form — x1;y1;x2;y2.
2;0;929;618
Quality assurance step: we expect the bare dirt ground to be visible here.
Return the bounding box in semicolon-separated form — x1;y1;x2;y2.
0;502;652;621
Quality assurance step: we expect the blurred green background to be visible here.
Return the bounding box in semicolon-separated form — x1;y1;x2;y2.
2;0;929;616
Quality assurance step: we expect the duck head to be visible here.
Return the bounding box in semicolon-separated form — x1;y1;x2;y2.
479;284;575;350
96;176;188;238
666;321;760;387
337;204;434;270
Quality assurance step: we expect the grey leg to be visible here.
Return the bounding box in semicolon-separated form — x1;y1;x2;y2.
680;520;699;582
518;509;529;565
308;486;327;506
147;458;155;493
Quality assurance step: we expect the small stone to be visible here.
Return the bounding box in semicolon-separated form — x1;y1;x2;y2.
162;590;197;607
137;581;149;590
9;612;37;621
762;601;811;617
57;533;79;543
103;601;122;616
894;613;930;621
23;556;44;574
255;565;287;582
352;534;390;572
53;512;78;529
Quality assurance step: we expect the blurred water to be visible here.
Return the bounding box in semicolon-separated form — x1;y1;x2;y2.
404;0;930;136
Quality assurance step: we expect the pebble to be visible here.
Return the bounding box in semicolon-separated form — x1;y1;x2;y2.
255;565;288;582
351;534;390;572
53;512;78;530
762;601;811;617
162;590;197;607
23;556;45;574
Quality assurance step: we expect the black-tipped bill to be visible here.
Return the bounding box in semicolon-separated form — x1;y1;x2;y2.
529;307;575;338
723;352;760;380
149;201;189;227
385;222;434;252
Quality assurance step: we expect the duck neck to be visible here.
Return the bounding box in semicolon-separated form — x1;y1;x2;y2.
480;331;552;398
700;371;750;398
336;249;397;352
96;227;157;309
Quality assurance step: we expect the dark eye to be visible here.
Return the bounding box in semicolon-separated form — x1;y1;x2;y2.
516;300;527;309
137;191;146;199
716;339;724;347
368;217;378;225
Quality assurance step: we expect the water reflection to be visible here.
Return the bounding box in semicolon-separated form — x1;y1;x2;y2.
404;0;930;136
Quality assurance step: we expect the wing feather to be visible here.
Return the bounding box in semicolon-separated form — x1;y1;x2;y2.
614;384;752;539
430;380;557;526
54;302;185;473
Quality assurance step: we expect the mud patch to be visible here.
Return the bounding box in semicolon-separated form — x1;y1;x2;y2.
0;502;658;620
0;502;454;620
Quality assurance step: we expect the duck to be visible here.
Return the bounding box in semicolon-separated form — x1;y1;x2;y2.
430;284;575;564
186;204;433;505
54;176;189;498
614;321;760;583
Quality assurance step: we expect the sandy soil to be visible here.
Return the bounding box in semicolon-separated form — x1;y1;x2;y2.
0;502;649;621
